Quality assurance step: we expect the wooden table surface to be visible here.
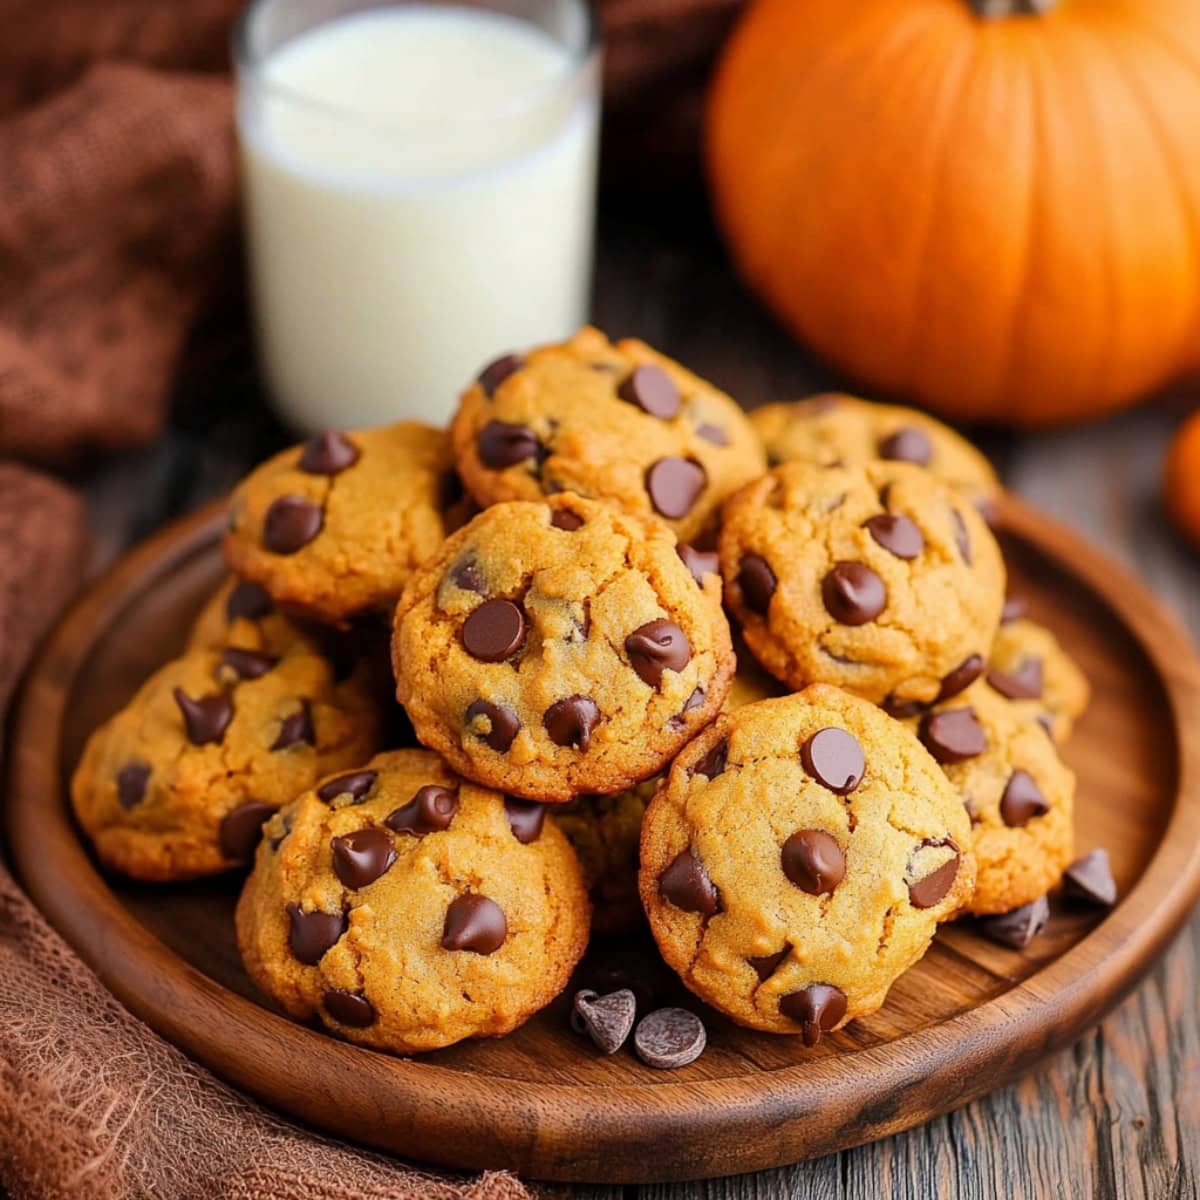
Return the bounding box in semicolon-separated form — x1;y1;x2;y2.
78;203;1200;1199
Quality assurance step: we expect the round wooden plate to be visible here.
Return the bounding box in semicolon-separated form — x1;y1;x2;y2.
6;494;1200;1184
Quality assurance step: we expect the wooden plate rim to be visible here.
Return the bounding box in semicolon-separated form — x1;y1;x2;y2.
6;492;1200;1183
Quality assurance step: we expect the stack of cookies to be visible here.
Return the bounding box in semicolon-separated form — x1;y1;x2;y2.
71;327;1109;1063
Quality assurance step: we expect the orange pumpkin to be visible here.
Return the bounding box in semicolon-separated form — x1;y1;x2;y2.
707;0;1200;428
1165;409;1200;549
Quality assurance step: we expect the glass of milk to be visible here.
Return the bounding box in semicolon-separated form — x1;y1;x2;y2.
234;0;601;433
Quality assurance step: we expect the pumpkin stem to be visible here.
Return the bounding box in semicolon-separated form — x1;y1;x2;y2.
968;0;1054;15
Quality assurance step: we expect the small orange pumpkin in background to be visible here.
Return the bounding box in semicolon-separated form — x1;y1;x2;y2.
1165;411;1200;550
707;0;1200;429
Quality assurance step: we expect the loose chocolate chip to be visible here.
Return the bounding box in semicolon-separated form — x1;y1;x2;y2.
822;562;886;625
116;761;151;809
691;737;728;780
317;770;378;804
226;580;272;622
919;707;986;764
779;984;848;1047
442;893;507;953
781;830;846;895
737;554;776;615
865;513;924;560
478;352;523;396
219;801;274;861
646;457;706;519
625;620;691;688
696;422;729;446
748;947;790;982
659;848;721;915
466;699;521;752
323;990;376;1029
299;431;360;475
882;695;927;720
908;840;961;908
1063;849;1118;908
980;895;1050;949
286;903;347;965
952;508;972;563
504;798;546;844
551;508;584;531
634;1007;707;1069
987;658;1044;701
263;495;323;554
173;688;233;746
272;701;315;750
449;557;486;594
937;654;985;702
330;828;396;889
879;427;933;466
386;785;459;836
463;599;526;662
1000;769;1049;827
572;989;637;1055
1001;595;1027;623
801;727;865;795
220;647;278;680
544;695;600;751
477;420;541;469
619;365;680;419
677;544;719;586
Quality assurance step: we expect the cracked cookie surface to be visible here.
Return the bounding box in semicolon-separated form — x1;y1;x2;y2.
719;461;1005;708
71;646;380;881
392;493;735;801
639;687;975;1040
450;326;765;543
236;749;590;1055
223;422;453;626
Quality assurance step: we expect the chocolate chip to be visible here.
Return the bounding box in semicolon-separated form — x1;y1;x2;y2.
478;420;541;469
1000;769;1049;827
463;599;526;662
779;984;847;1047
504;798;546;844
1001;595;1027;623
1037;713;1055;739
442;893;507;953
659;848;720;915
226;580;272;622
272;701;314;750
219;801;274;861
748;947;790;982
466;700;521;752
478;353;523;396
317;770;378;804
677;544;719;586
625;620;691;688
173;688;233;745
286;903;347;965
449;557;486;594
544;695;600;750
646;457;706;519
737;554;776;615
781;830;846;895
571;989;637;1054
634;1008;706;1069
865;513;924;560
323;989;376;1027
618;365;680;419
702;424;733;449
822;562;886;625
801;728;865;795
116;761;150;809
691;737;728;780
551;508;583;531
1063;849;1118;908
987;658;1044;701
919;707;986;764
882;695;927;720
263;495;323;554
220;647;278;680
330;828;396;889
299;431;359;475
952;508;972;563
980;895;1050;949
386;785;459;836
937;654;985;702
269;812;294;851
879;427;933;466
908;840;961;908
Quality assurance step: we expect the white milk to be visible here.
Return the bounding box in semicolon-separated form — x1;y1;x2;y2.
237;5;599;432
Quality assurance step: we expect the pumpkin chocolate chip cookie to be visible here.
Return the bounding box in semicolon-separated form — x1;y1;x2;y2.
236;749;590;1055
392;493;735;801
450;326;766;543
639;686;975;1042
719;461;1005;709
